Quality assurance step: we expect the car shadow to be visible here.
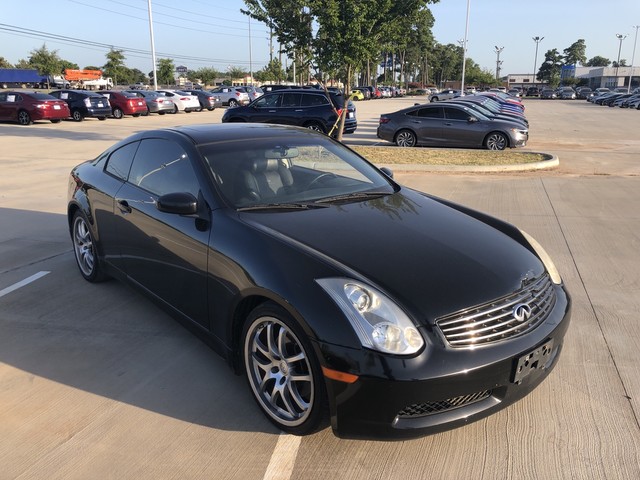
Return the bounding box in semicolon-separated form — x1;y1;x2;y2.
0;207;280;435
0;124;121;141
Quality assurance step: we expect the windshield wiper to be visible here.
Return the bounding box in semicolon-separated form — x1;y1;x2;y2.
237;202;329;212
315;191;391;204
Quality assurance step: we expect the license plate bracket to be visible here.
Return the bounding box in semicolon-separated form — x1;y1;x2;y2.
512;339;554;384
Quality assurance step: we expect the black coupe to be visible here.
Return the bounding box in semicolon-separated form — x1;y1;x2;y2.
67;124;571;439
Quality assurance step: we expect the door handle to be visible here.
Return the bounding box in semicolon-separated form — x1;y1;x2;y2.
444;122;453;126
117;199;132;214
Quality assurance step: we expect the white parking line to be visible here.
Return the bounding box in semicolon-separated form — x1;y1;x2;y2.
262;433;301;480
0;271;50;299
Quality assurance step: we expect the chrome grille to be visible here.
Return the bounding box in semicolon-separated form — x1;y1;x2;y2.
436;274;556;347
398;390;492;418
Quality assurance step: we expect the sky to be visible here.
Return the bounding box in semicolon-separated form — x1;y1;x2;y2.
1;0;639;78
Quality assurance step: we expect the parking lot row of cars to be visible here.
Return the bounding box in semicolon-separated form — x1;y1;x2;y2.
586;88;640;109
0;88;225;125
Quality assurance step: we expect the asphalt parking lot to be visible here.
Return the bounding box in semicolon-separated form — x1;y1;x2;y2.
1;97;639;479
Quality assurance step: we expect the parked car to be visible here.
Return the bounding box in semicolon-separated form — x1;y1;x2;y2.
67;123;570;439
180;89;222;111
507;88;522;98
209;86;251;107
239;86;264;102
123;90;175;115
576;87;594;100
353;87;371;100
377;102;528;150
350;89;365;101
48;89;111;121
540;88;557;99
557;87;576;100
464;94;528;121
101;90;148;118
221;88;357;135
429;89;462;102
449;99;528;129
0;90;70;125
525;87;540;97
155;90;200;113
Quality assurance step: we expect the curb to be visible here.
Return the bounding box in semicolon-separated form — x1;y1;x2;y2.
375;153;559;173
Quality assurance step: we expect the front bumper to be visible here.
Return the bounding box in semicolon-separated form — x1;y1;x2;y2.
319;284;570;440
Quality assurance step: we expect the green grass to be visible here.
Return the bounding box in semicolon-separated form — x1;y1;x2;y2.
351;146;547;166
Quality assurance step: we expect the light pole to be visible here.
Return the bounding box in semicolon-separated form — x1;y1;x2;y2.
460;0;471;94
532;36;544;87
628;26;639;93
615;33;627;84
494;46;504;82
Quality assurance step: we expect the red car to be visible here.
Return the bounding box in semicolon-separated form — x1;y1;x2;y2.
101;90;148;119
0;91;70;125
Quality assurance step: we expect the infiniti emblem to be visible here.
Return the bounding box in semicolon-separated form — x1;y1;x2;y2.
513;303;532;322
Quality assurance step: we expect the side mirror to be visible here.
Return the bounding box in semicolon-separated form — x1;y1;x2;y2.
157;192;198;215
379;167;394;179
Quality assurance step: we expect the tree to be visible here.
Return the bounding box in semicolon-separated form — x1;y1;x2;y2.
612;59;627;68
254;59;286;83
0;57;13;68
586;56;610;67
156;58;175;86
228;66;248;83
28;44;62;87
103;48;126;86
189;67;220;87
563;39;586;66
538;48;563;87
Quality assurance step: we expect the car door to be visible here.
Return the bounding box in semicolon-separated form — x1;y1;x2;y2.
407;106;444;145
0;92;14;120
114;137;210;328
442;106;486;147
247;93;282;123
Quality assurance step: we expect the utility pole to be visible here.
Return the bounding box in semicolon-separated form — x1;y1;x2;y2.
532;36;544;87
460;0;470;94
615;33;627;84
494;46;504;81
627;26;638;93
147;0;158;90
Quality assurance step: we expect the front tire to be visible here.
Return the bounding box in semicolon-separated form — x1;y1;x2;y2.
71;211;108;283
242;302;327;435
395;129;417;147
484;132;508;150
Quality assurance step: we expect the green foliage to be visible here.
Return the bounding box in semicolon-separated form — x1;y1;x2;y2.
538;48;563;87
563;39;586;66
586;56;610;67
0;57;13;68
612;59;627;68
103;48;126;85
254;59;286;82
27;44;62;77
156;58;175;86
228;66;248;81
189;67;220;86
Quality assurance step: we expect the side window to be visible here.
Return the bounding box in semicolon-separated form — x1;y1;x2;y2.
444;107;471;121
128;139;199;197
281;93;302;107
255;94;280;108
300;94;328;107
416;107;443;118
105;141;139;181
0;93;6;102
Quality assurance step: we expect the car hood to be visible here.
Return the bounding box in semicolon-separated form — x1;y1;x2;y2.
239;188;544;325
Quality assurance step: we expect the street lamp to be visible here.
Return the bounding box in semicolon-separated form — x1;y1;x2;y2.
628;26;639;93
494;46;504;81
532;36;544;87
460;0;471;94
615;33;627;84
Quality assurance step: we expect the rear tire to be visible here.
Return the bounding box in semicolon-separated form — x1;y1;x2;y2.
395;129;417;147
113;107;123;119
17;110;32;125
229;99;238;107
71;211;108;283
72;109;84;122
305;121;325;133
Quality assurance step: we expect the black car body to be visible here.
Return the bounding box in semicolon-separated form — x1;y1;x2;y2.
525;87;540;97
67;124;570;439
48;89;111;121
377;103;528;149
221;89;357;135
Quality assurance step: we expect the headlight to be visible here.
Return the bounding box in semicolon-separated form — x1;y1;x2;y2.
520;230;562;285
316;278;424;355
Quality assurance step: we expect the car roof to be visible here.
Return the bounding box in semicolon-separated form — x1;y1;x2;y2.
159;123;323;146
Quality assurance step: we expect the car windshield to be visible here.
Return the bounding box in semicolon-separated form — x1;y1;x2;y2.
200;135;396;209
